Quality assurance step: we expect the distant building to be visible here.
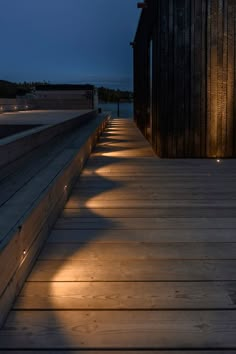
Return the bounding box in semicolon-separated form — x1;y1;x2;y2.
133;0;236;157
32;84;98;110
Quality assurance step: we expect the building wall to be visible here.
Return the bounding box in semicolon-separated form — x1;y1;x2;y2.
0;98;32;113
0;90;98;114
134;0;236;157
33;89;97;110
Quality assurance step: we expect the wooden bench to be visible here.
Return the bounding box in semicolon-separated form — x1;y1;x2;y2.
0;112;110;327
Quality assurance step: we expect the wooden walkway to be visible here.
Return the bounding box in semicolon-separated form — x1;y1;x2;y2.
1;118;236;352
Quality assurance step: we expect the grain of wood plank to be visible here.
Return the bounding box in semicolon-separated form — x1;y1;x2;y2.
28;260;236;281
73;181;236;191
92;149;155;157
73;184;236;192
85;160;236;169
83;158;236;167
88;157;236;167
1;310;236;349
38;242;236;261
54;217;236;230
82;165;236;173
82;170;230;177
66;199;236;208
48;228;236;243
76;175;236;182
69;190;236;200
62;207;236;218
14;281;236;309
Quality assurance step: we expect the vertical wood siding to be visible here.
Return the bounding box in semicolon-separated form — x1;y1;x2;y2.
134;0;236;157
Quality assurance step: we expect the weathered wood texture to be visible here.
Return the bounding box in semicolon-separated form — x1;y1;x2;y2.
0;110;97;168
1;118;236;352
0;113;110;328
134;0;236;157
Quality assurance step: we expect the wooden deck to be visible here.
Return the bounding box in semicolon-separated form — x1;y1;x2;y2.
1;118;236;352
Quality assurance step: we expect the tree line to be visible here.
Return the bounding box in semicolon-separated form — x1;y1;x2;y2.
97;87;133;103
0;80;133;102
0;80;50;98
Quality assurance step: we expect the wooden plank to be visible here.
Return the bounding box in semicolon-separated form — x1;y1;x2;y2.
82;171;236;177
194;0;204;156
78;159;236;168
14;281;236;310
84;160;236;169
74;182;236;191
77;174;236;181
226;0;235;156
66;199;236;208
221;0;228;156
54;217;236;230
91;150;155;158
62;207;236;218
88;156;236;165
93;141;151;148
207;0;218;157
48;228;236;243
98;135;146;141
28;260;236;281
1;310;236;349
75;178;236;188
83;163;236;171
200;0;207;156
69;190;236;200
38;242;236;261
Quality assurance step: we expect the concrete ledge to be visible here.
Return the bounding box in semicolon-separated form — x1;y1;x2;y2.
0;110;97;169
0;113;110;327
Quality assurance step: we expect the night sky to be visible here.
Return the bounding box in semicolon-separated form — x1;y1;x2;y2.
0;0;140;90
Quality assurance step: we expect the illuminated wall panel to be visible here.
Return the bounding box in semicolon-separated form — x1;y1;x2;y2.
134;0;236;157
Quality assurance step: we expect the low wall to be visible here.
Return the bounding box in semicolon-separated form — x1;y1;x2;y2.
0;98;33;113
0;110;97;169
0;112;110;327
0;96;97;113
31;98;94;110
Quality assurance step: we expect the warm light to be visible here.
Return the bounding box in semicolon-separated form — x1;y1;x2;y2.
217;159;221;163
64;185;68;190
23;250;26;255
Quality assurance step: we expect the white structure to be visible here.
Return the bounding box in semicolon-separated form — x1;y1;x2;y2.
32;84;98;110
0;98;32;113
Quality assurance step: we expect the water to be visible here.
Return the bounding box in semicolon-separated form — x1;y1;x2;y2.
98;102;133;118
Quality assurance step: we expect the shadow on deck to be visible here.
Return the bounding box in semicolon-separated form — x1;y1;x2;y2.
1;118;236;352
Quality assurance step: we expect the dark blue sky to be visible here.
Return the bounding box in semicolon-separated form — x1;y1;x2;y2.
0;0;140;90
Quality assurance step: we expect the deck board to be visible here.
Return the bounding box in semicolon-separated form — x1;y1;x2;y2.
27;259;236;281
14;281;236;310
38;242;236;260
1;117;236;352
1;310;236;349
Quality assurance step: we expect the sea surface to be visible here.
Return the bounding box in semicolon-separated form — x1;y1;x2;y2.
98;102;133;118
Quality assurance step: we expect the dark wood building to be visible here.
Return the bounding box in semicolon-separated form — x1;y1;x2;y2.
133;0;236;157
